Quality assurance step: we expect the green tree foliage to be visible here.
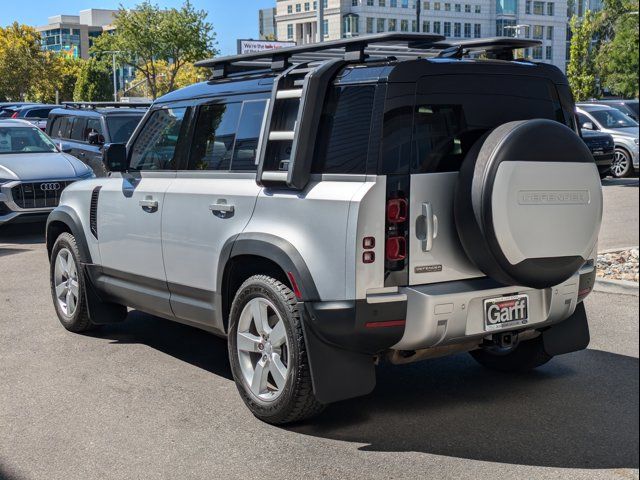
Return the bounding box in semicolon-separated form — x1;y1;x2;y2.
128;60;208;98
567;12;598;101
73;59;113;102
31;54;83;103
595;0;639;97
0;23;43;101
92;0;217;99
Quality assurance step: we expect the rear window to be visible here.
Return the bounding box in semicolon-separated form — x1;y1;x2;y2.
381;74;568;174
106;115;143;144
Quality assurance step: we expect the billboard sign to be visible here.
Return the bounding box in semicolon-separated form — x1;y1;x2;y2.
237;39;296;54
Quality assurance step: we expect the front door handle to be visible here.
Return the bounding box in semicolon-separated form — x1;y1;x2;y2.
416;202;438;252
139;197;158;212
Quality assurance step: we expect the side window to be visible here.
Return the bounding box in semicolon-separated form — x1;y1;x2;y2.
129;107;188;171
52;117;72;139
187;103;241;170
231;100;267;171
577;113;591;127
70;118;87;141
312;86;375;174
84;118;104;142
25;108;52;118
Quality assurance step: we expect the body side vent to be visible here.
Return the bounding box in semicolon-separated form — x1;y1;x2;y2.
89;186;101;239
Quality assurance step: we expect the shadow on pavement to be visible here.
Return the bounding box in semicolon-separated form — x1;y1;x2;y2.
290;349;639;470
601;178;639;188
87;310;233;381
0;222;46;245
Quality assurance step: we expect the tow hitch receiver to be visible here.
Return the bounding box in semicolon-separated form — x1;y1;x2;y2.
485;331;520;350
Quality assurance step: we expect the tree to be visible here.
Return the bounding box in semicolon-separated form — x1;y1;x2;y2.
0;23;43;101
73;59;113;101
92;0;217;99
31;54;83;103
567;11;598;101
595;2;639;97
128;60;208;98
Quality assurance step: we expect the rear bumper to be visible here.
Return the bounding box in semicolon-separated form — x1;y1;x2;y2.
306;264;596;354
393;267;594;350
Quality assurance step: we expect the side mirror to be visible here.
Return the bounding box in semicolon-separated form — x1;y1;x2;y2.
582;121;596;130
87;131;104;145
103;143;128;172
59;142;72;154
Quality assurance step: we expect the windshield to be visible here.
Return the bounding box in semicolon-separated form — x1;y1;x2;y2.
0;127;58;154
591;108;639;129
106;115;143;143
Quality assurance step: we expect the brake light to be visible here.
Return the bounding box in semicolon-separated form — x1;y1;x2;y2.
11;112;18;119
386;236;406;261
387;198;407;223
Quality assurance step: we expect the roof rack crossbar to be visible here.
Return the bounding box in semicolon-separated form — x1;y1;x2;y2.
62;101;152;109
197;34;542;80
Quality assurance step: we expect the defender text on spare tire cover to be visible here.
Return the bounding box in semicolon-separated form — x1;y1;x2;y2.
454;119;602;289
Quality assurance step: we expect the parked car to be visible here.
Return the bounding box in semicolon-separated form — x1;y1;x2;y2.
589;99;639;122
577;104;639;178
46;35;602;425
0;104;62;131
47;103;149;176
0;119;93;225
581;129;615;178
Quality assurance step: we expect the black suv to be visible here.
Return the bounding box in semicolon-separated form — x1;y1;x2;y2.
47;103;149;176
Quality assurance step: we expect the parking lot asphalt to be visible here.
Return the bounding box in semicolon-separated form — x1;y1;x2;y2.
0;179;638;480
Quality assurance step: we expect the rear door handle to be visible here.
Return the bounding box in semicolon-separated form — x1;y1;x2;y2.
139;197;158;212
416;202;438;252
209;201;235;218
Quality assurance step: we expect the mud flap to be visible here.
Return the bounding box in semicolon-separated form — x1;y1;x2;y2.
300;314;376;404
83;267;128;325
542;301;590;356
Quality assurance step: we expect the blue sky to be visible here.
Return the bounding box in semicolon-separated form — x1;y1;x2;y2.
0;0;275;55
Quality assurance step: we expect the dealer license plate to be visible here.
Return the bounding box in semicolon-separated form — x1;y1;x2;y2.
483;294;529;331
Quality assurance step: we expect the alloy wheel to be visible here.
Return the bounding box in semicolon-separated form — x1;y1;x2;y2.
236;297;290;402
53;248;79;316
611;149;630;178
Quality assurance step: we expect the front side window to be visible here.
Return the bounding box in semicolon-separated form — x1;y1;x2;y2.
70;118;87;141
312;86;375;174
0;127;58;154
129;107;188;171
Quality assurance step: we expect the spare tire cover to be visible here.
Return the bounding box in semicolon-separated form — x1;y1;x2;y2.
454;119;602;289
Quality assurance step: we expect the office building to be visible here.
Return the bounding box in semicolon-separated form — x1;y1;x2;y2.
274;0;569;71
36;9;117;59
259;7;279;39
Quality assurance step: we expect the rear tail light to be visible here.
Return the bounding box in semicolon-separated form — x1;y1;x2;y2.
387;198;407;223
11;112;18;119
384;177;410;286
386;236;406;261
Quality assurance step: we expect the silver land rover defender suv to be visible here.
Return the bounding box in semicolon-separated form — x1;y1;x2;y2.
46;34;602;425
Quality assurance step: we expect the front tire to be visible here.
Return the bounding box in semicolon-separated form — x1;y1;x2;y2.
228;275;324;424
469;335;553;373
50;233;94;332
611;148;632;178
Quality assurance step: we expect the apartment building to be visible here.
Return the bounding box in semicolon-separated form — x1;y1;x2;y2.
274;0;569;71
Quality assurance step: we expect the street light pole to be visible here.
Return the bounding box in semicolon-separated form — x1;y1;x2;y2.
416;0;421;32
101;50;123;102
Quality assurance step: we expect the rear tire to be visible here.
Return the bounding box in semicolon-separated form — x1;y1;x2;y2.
228;275;324;424
611;148;632;178
469;335;553;373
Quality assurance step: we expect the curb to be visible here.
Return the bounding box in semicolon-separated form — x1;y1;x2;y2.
594;277;639;296
598;246;639;254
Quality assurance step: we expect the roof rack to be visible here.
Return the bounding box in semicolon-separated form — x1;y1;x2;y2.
195;33;541;79
62;102;151;109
